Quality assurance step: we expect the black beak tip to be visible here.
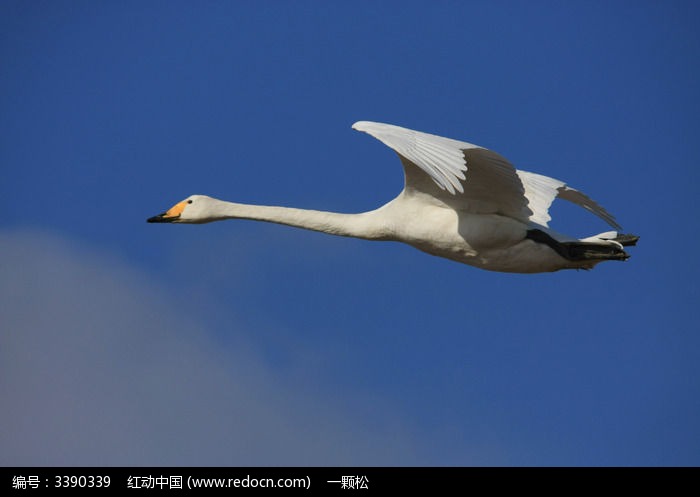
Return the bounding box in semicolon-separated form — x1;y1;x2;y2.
147;214;167;223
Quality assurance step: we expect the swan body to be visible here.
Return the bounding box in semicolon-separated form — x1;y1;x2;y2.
148;121;637;273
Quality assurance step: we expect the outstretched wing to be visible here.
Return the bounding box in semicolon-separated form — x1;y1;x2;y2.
352;121;530;220
352;120;621;229
517;170;622;229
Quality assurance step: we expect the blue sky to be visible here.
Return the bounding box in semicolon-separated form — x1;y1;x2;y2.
2;1;699;466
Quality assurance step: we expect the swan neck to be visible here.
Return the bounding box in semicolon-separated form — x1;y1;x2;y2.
211;200;387;240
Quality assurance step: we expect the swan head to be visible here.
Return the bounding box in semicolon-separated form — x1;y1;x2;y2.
147;195;218;224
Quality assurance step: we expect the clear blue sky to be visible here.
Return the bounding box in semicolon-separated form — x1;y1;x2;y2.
2;1;699;466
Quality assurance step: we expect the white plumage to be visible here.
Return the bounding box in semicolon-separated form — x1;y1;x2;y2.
149;121;637;273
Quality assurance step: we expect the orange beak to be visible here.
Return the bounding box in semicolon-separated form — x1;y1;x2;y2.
147;200;187;223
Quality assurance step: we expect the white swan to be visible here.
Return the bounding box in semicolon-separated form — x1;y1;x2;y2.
148;121;637;273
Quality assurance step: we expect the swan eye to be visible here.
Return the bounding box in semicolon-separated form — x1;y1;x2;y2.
187;199;193;204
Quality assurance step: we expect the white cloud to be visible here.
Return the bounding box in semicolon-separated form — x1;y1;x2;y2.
0;229;420;465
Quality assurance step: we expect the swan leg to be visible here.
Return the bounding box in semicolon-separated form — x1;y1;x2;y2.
526;229;633;262
612;233;640;247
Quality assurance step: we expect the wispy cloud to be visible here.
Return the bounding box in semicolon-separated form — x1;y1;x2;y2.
0;229;421;465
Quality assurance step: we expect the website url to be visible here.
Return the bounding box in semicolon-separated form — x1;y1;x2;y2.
188;475;310;489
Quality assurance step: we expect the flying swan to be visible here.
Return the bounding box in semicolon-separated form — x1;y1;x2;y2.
148;121;638;273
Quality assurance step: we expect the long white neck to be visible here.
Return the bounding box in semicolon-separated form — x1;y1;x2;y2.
204;198;390;240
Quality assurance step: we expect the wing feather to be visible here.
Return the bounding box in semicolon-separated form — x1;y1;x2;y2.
352;121;622;230
353;121;473;194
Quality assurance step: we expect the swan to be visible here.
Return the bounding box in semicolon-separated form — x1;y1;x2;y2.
148;121;637;273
